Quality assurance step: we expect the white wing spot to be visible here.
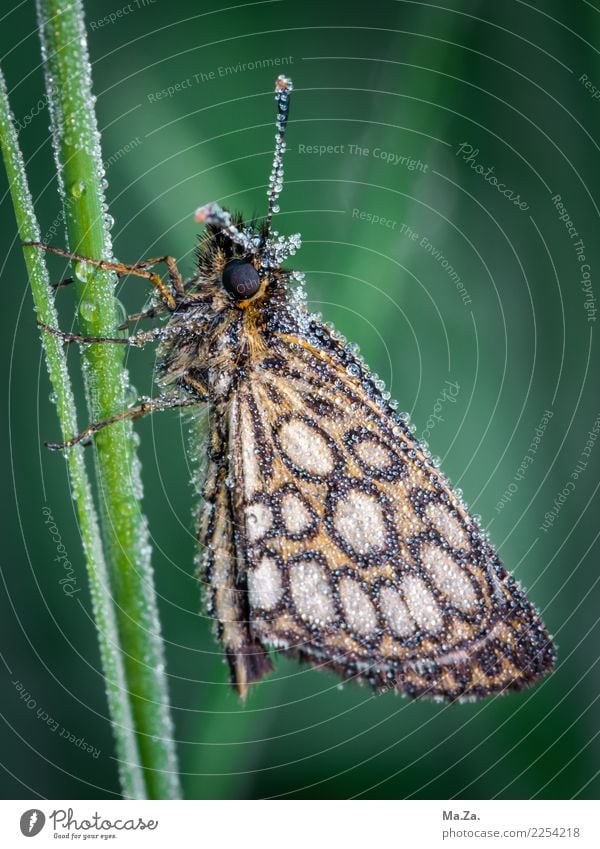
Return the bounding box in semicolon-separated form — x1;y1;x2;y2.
245;503;273;542
339;577;378;635
290;561;335;625
248;556;282;611
402;575;443;632
334;490;386;554
421;543;477;611
281;492;311;534
354;438;393;470
279;418;334;476
425;502;469;549
379;586;415;636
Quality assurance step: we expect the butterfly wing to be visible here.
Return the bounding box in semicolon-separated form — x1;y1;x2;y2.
224;323;555;701
199;412;273;700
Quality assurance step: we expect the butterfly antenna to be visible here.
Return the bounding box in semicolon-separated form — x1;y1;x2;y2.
194;76;298;266
265;75;293;234
194;203;258;254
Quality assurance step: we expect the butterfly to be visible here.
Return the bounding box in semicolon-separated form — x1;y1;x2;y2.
35;75;556;702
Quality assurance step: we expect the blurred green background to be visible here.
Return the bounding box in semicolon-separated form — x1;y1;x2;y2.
1;0;599;800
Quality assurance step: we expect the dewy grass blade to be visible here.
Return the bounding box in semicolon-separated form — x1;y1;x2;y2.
32;0;181;798
0;65;146;800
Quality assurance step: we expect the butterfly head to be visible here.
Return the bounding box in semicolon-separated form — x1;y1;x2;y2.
194;75;301;308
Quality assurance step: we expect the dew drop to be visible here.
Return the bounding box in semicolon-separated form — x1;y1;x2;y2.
74;260;93;284
79;298;98;322
125;383;138;407
70;180;86;199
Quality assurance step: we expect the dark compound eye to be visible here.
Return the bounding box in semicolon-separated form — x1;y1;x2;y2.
221;259;261;300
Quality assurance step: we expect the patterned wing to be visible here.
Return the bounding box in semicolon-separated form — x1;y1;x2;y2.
226;330;556;701
199;412;273;700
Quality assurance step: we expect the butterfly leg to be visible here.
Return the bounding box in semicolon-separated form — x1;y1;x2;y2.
133;253;185;298
38;319;161;348
46;277;171;327
46;394;198;451
51;276;75;290
118;305;167;330
23;242;181;309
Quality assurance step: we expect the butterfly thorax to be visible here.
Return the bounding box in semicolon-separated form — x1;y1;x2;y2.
156;268;305;409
